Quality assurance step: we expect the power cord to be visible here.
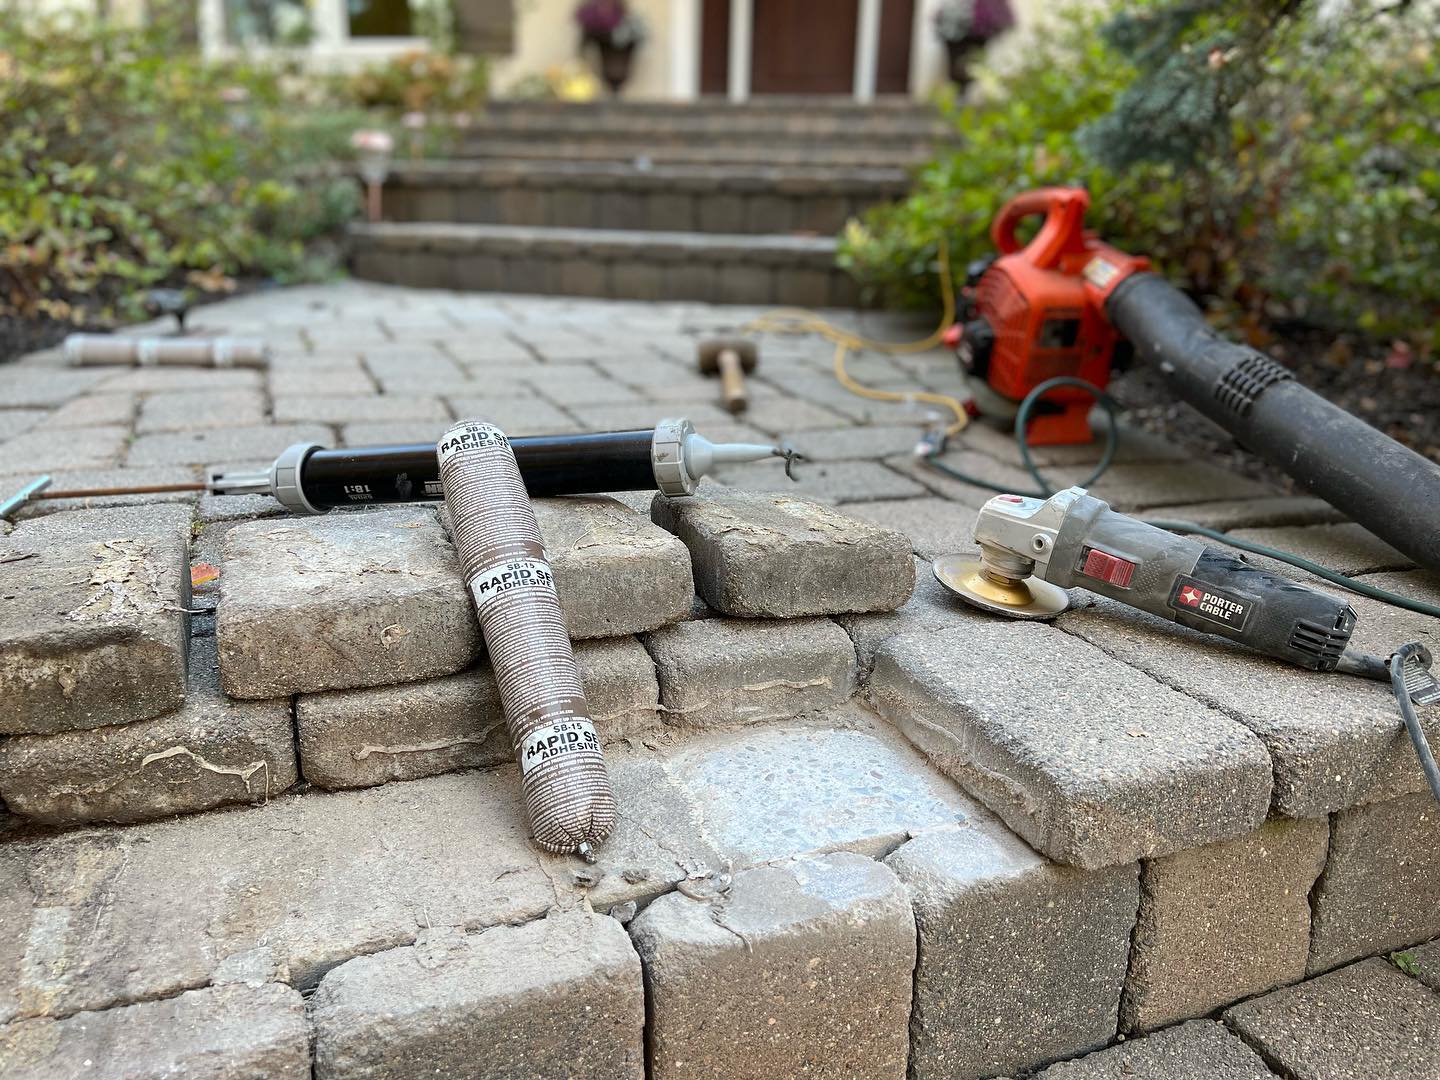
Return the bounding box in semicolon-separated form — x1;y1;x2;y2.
1392;643;1440;806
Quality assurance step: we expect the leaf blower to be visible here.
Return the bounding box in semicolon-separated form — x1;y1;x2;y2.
942;186;1440;576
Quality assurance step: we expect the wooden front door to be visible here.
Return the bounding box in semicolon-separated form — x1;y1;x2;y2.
700;0;916;98
752;0;859;95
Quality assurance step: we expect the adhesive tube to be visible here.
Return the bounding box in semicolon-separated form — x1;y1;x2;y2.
64;335;270;368
437;420;617;855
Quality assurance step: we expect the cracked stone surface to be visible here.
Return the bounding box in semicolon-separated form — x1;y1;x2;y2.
659;712;979;867
0;635;296;824
297;636;660;789
1;281;1434;1079
0;983;309;1080
651;489;913;617
312;913;643;1080
216;506;480;698
0;714;975;1026
631;852;914;1079
642;616;856;729
0;761;709;1022
1307;791;1440;974
0;530;189;735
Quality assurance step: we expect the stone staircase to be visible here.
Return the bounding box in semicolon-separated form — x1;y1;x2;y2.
350;98;941;305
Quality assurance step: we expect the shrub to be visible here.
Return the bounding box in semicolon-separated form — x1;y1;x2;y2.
839;0;1440;345
330;49;488;115
0;6;359;325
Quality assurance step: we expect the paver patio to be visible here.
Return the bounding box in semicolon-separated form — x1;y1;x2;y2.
0;281;1437;1078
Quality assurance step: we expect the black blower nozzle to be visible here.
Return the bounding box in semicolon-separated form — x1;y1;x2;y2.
1107;273;1440;575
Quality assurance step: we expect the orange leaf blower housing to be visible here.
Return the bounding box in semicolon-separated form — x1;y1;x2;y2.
945;187;1150;445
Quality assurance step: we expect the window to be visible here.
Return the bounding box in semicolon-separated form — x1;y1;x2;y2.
224;0;314;46
348;0;413;37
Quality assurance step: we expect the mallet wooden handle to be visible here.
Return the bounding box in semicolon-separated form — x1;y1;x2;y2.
718;348;748;414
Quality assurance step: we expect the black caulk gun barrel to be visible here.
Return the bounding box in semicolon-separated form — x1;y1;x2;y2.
210;418;782;514
1108;274;1440;574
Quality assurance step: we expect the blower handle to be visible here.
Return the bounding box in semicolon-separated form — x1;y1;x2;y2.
990;187;1091;270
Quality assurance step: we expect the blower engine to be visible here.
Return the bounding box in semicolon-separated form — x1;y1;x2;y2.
944;187;1148;445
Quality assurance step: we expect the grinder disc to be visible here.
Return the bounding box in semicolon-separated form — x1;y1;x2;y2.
932;554;1071;621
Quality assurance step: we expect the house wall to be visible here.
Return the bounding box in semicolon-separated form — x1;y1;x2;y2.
490;0;679;99
489;0;1067;101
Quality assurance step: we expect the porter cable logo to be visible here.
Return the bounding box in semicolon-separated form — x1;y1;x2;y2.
520;718;600;776
1169;575;1253;630
468;559;555;611
437;423;508;465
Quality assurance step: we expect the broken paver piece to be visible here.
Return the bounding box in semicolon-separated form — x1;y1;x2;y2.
1223;958;1440;1080
532;495;694;638
0;983;309;1080
642;616;856;728
630;852;914;1079
1120;817;1329;1031
216;507;480;697
312;913;644;1080
297;636;660;790
0;635;296;824
868;621;1272;868
886;825;1139;1079
0;532;189;735
651;489;913;617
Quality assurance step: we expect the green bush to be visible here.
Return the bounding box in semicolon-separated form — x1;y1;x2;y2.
329;49;488;115
839;1;1440;345
0;6;360;324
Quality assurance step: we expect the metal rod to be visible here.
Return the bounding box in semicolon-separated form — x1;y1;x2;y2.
35;483;209;500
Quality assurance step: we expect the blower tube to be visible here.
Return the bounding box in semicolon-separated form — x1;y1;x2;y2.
438;420;617;855
64;334;270;368
1107;274;1440;575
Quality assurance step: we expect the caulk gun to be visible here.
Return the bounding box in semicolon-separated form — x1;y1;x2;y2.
1;418;800;519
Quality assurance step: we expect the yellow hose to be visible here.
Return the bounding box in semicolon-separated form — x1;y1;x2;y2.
743;239;971;437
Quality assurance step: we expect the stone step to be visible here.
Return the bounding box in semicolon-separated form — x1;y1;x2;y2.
380;159;908;235
349;222;860;307
462;98;945;145
454;138;935;169
0;710;975;1021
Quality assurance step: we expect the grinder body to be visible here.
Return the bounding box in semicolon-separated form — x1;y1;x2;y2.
972;488;1358;671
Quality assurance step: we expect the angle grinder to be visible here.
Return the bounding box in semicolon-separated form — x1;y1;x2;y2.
935;487;1367;673
936;486;1440;806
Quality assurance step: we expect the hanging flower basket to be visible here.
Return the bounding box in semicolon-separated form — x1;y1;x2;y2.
575;0;648;96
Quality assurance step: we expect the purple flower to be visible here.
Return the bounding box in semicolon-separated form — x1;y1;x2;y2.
970;0;1015;39
576;0;627;38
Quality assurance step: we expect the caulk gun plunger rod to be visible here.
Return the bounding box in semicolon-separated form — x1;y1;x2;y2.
208;419;786;515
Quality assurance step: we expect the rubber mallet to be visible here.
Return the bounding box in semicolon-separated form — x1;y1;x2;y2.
697;339;758;415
